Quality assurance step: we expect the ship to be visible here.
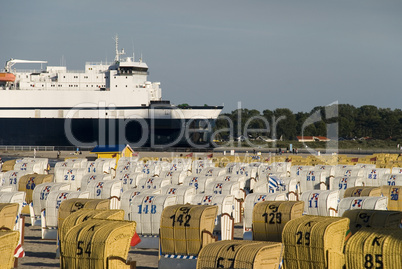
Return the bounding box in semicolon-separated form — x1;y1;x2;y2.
0;36;223;148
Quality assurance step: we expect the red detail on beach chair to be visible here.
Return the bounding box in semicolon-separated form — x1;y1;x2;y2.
14;244;25;258
130;232;141;247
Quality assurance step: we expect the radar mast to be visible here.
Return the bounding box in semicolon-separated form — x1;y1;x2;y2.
113;35;125;63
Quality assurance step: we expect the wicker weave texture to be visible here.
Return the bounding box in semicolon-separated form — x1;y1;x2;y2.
342;209;402;234
160;204;217;256
196;240;283;269
0;203;19;230
0;230;20;269
381;185;402;211
18;174;53;203
345;228;402;269
282;215;349;269
59;209;125;249
253;201;304;242
1;160;16;172
58;198;110;229
344;186;381;198
61;219;135;269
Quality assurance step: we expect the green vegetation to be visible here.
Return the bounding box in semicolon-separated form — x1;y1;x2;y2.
214;139;401;150
177;103;189;109
214;104;402;149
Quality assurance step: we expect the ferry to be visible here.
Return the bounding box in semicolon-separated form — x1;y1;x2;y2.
0;36;223;148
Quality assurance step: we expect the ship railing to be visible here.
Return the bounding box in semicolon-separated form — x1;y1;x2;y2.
0;146;55;151
118;70;149;76
0;145;96;152
7;69;47;74
64;70;87;73
6;69;94;74
63;69;107;74
85;61;114;66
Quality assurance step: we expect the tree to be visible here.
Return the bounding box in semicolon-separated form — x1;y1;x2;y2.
338;117;355;138
295;112;309;136
355;105;381;137
213;104;402;141
380;108;401;139
338;104;357;138
314;120;327;136
273;108;297;140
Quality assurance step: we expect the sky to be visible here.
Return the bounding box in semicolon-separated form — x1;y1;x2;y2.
1;0;402;113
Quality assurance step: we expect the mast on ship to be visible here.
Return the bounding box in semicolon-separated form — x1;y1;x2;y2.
113;35;125;63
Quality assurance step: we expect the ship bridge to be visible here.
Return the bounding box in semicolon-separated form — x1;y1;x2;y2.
118;58;148;75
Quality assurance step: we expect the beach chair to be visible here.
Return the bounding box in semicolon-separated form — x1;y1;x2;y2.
345;228;402;269
338;196;388;217
159;204;217;269
41;190;90;239
60;219;136;269
86;179;122;209
191;194;235;241
31;182;70;226
252;201;304;242
128;193;177;248
160;185;196;204
80;173;113;191
197;240;283;269
282;215;349;269
300;190;340;216
243;193;287;239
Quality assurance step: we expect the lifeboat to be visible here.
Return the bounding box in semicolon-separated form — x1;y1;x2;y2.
0;73;16;82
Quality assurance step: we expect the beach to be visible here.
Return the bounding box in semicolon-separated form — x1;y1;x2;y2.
1;149;389;268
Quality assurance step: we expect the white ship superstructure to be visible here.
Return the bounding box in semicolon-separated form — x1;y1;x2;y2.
0;36;223;147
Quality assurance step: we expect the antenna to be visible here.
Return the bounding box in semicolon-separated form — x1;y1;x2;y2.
132;38;135;61
113;35;119;62
113;34;125;63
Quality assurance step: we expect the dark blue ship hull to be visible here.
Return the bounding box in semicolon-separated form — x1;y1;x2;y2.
0;117;216;148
